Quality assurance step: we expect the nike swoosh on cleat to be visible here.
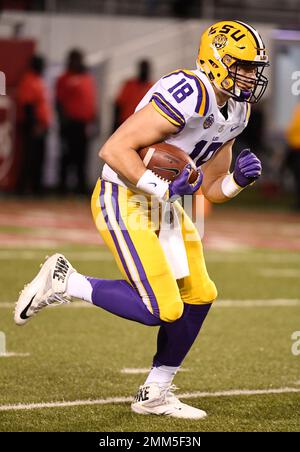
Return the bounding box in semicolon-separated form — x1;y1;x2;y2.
20;295;36;320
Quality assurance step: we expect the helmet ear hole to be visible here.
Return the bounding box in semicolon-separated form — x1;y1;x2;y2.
222;54;235;67
222;77;234;89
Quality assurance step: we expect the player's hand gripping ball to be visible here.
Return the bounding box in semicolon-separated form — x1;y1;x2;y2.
138;142;203;200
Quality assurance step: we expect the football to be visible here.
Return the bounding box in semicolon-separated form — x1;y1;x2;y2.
138;142;198;183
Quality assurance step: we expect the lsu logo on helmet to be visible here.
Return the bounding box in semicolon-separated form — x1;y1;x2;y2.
197;20;269;103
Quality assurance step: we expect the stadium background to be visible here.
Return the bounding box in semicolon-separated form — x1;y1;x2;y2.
0;0;300;432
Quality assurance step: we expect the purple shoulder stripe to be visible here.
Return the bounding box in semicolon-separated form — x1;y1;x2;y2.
151;92;186;131
201;82;210;116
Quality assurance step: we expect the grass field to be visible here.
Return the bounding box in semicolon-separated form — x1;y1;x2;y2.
0;199;300;432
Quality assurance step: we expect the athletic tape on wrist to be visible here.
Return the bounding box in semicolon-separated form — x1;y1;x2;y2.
136;169;169;200
221;173;244;198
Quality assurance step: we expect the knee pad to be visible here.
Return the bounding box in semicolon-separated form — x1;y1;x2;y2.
159;299;184;323
203;280;218;303
182;280;218;305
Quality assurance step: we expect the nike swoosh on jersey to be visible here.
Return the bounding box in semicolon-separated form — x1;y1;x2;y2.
230;125;240;132
20;295;35;320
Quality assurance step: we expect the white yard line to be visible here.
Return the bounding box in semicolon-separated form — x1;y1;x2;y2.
0;250;113;261
0;301;93;308
0;249;299;263
259;269;300;278
0;387;299;412
1;299;300;309
0;352;30;357
215;299;300;307
206;253;300;263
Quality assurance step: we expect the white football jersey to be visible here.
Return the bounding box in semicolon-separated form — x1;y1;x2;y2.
102;68;251;187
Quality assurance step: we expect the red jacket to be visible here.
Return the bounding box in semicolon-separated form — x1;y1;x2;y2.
116;78;153;124
56;71;97;122
17;71;52;128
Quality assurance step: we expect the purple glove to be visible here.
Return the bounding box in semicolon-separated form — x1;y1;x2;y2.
168;164;203;201
233;149;262;187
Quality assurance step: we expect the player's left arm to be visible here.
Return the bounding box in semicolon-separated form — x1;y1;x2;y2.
201;139;262;203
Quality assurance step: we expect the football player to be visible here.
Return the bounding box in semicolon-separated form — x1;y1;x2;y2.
15;21;268;419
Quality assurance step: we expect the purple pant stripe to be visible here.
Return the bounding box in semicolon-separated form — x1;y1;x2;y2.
99;181;138;293
111;183;161;318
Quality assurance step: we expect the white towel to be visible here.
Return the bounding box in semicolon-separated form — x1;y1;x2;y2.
158;202;190;280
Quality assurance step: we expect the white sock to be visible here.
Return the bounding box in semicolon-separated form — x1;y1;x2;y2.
67;273;93;303
144;365;179;388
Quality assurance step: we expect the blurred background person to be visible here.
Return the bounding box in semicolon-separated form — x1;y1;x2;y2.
56;48;97;195
112;59;153;132
16;54;52;196
286;101;300;211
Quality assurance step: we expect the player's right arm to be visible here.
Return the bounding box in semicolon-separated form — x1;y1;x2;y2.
100;69;202;186
99;102;178;185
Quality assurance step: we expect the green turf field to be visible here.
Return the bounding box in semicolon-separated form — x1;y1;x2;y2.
1;243;300;432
